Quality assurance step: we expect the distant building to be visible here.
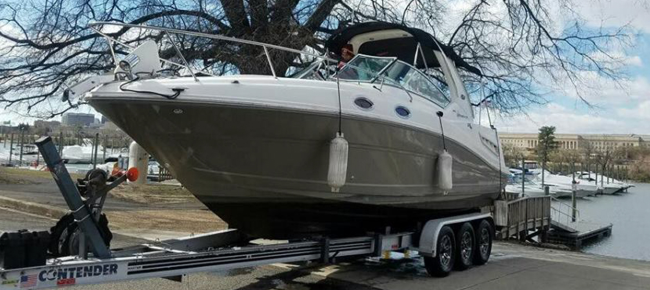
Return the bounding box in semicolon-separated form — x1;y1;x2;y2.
62;113;95;127
34;120;61;131
500;133;645;154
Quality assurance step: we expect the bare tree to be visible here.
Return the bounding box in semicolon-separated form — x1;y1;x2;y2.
502;142;526;167
0;0;631;117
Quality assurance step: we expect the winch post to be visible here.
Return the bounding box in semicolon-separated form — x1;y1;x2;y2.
35;136;112;259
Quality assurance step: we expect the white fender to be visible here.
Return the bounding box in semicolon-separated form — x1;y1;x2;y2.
437;150;453;191
327;132;348;192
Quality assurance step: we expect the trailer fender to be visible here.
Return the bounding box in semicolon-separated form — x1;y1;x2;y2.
418;213;492;257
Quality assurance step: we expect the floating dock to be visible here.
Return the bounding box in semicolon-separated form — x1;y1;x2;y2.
547;221;613;248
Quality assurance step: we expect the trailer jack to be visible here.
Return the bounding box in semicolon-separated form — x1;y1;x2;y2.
35;136;136;259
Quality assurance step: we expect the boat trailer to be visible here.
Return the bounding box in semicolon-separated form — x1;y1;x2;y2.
0;137;495;289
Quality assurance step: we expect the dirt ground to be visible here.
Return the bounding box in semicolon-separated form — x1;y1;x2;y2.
107;209;227;233
0;167;228;233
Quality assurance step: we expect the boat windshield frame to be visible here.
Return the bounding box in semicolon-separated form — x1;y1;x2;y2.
335;54;398;82
336;54;451;107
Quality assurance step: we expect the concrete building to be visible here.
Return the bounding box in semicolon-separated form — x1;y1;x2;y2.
500;133;645;153
62;113;96;127
34;120;61;131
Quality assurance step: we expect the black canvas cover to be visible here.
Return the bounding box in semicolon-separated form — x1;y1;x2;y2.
325;22;481;76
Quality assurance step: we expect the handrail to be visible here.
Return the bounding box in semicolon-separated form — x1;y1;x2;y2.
549;195;580;228
89;22;387;82
89;21;340;63
549;195;580;218
88;21;457;108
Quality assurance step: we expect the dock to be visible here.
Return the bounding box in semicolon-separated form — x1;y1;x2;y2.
494;195;612;248
547;221;613;248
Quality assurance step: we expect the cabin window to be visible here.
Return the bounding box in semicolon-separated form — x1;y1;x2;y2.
354;97;374;109
395;106;411;118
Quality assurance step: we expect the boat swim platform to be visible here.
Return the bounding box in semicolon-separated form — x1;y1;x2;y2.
547;220;613;249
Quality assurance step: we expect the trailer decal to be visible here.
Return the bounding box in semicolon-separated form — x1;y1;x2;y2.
38;264;118;282
56;278;75;287
20;274;37;288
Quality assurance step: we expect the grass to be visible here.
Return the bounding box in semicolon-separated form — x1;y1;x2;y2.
0;167;36;184
0;166;197;204
0;166;89;184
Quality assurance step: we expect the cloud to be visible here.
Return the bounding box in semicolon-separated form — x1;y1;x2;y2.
616;100;650;120
575;0;650;33
492;103;646;134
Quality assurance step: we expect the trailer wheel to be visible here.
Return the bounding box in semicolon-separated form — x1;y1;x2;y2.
49;213;75;256
424;225;455;277
454;222;475;270
473;220;493;265
49;213;112;257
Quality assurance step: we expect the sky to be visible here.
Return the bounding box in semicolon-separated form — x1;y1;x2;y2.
491;0;650;134
1;0;649;134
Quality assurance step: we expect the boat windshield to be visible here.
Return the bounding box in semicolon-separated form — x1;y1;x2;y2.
337;55;394;81
337;55;450;107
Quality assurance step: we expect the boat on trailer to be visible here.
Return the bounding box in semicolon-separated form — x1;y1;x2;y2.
69;21;508;239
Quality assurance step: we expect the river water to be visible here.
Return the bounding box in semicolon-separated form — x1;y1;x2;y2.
576;183;650;261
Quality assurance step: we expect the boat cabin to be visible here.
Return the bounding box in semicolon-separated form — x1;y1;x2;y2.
319;22;481;115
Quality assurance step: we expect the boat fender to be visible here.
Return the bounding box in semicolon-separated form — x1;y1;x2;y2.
437;150;453;191
327;133;348;192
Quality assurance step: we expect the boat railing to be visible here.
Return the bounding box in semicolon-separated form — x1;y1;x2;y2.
549;195;580;227
88;22;383;81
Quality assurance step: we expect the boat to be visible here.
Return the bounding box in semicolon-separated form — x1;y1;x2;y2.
71;21;508;239
533;169;597;197
61;145;105;164
575;172;627;194
506;169;582;198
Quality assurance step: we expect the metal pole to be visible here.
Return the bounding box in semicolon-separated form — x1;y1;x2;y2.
600;164;604;188
19;127;25;167
263;46;277;78
103;134;107;161
541;160;545;187
594;165;598;191
521;155;525;197
607;166;611;184
544;186;549;196
8;133;14;164
572;162;577;222
93;133;99;169
58;131;64;155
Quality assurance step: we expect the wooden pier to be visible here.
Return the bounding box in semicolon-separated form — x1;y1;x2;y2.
493;195;612;248
494;196;551;241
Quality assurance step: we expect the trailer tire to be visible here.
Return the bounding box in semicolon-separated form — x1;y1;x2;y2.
49;213;112;257
454;222;475;271
473;219;493;265
49;213;75;256
424;225;455;277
